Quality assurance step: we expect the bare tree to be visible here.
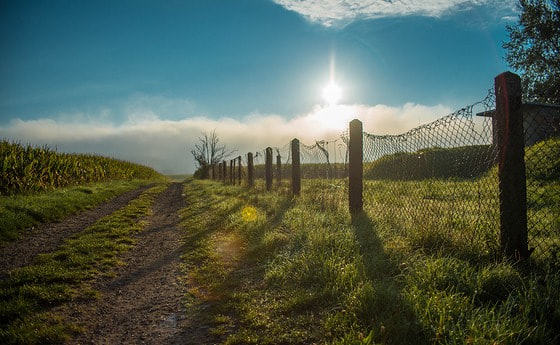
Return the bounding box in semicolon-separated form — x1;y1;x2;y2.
190;130;235;178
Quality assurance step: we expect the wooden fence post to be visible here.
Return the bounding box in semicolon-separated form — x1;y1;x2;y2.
494;71;528;259
222;160;227;183
265;147;273;191
276;153;282;185
291;139;301;195
229;159;233;184
233;159;237;185
349;119;363;213
247;152;254;187
237;156;242;185
211;164;216;180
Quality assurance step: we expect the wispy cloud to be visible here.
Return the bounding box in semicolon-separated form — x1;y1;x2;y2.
272;0;517;26
0;102;451;174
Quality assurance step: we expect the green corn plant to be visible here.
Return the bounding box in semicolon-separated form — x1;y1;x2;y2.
0;140;163;195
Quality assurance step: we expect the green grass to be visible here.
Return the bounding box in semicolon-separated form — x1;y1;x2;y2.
525;137;560;181
252;163;348;179
0;179;156;242
179;178;560;344
166;174;191;182
0;183;168;344
363;145;494;180
0;140;164;195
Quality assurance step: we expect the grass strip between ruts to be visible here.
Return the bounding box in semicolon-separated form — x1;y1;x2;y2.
0;183;168;345
0;179;159;242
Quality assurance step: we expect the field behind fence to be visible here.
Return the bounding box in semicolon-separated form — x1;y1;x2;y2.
210;72;560;266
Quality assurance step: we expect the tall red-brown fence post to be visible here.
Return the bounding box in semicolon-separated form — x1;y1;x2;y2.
247;152;254;187
291;139;301;196
494;71;529;259
222;160;227;183
265;147;273;191
276;153;282;185
348;119;363;213
237;156;242;185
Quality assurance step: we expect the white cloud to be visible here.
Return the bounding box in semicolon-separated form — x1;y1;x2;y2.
0;102;451;174
272;0;516;26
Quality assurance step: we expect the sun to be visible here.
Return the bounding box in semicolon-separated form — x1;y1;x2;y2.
322;81;342;106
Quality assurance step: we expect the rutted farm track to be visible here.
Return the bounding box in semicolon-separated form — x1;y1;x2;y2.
62;182;193;344
0;185;153;275
0;181;221;344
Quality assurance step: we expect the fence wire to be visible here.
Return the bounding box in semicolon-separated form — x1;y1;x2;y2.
300;138;347;179
248;138;348;184
523;101;560;263
211;83;559;266
362;90;501;259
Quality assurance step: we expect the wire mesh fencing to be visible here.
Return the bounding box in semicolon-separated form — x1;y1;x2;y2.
362;90;501;259
208;72;559;266
247;139;348;185
522;101;560;263
300;138;347;179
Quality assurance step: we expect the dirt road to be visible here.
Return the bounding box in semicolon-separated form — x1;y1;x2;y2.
0;185;152;275
63;182;195;344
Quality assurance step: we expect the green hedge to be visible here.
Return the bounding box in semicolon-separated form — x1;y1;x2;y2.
364;145;495;180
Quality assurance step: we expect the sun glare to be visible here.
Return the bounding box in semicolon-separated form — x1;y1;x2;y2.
322;81;342;106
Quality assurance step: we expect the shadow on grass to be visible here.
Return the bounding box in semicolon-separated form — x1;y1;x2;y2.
350;211;428;345
167;194;295;344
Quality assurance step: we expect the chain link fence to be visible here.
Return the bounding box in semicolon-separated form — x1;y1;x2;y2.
210;72;559;266
362;90;501;260
248;139;348;183
522;102;560;263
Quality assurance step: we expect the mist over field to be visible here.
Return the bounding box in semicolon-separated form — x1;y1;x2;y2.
0;102;450;174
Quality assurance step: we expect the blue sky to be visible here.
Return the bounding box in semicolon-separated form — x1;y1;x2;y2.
0;0;518;173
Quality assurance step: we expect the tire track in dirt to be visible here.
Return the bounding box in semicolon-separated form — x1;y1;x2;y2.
0;184;153;275
64;182;192;345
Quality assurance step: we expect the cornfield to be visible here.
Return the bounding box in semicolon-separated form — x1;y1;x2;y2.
0;140;162;195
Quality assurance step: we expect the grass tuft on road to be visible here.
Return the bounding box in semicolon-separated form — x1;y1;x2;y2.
0;183;167;344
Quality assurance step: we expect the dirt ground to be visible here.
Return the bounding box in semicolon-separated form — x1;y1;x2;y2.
0;184;152;276
62;182;206;345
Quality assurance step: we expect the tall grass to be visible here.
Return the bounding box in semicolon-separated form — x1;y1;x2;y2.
0;140;162;195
